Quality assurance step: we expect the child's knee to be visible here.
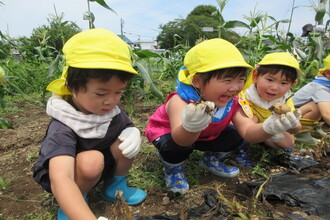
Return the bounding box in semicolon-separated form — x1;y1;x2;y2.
76;150;104;179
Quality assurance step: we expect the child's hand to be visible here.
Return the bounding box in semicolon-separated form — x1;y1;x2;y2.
181;101;215;132
263;109;301;135
118;127;141;159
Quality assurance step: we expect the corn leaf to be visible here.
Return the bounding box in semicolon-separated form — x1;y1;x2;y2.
315;2;326;22
89;0;116;13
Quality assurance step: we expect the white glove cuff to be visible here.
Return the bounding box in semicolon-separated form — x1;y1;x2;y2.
182;121;209;133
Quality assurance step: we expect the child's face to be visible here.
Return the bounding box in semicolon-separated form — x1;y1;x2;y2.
72;75;127;115
253;71;295;101
194;74;246;107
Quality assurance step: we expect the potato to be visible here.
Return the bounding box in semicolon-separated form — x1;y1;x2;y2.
269;102;291;115
193;100;215;116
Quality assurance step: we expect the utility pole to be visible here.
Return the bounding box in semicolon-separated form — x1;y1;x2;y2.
120;18;124;38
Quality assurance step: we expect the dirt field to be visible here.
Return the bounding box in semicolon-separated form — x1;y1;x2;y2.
0;99;329;219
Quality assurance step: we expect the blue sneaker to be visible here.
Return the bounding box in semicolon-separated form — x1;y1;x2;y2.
199;152;239;177
163;161;189;194
235;142;255;167
282;147;293;152
57;194;88;220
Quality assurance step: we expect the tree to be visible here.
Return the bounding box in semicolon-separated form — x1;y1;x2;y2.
184;5;219;46
157;19;186;49
157;4;241;49
157;5;219;49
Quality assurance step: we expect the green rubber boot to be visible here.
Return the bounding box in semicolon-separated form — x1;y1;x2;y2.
313;122;328;138
295;131;320;145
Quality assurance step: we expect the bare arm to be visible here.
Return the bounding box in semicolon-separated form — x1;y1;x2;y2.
167;94;200;146
232;107;273;143
49;155;97;220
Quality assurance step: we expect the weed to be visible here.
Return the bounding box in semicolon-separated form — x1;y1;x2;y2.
0;176;14;191
210;184;249;219
251;165;268;178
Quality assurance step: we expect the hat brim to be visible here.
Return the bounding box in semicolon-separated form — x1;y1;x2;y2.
69;61;138;75
195;60;252;74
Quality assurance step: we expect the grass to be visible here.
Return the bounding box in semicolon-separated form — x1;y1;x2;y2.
0;93;46;114
0;94;324;219
0;176;14;191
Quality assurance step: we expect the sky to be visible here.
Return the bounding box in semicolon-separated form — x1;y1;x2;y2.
0;0;322;42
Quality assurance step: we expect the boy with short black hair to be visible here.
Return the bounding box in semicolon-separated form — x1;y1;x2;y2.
239;52;302;152
33;28;147;220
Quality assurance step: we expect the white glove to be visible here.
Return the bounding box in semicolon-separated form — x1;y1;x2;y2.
118;127;141;159
98;217;108;220
181;101;215;132
267;133;285;142
263;109;301;135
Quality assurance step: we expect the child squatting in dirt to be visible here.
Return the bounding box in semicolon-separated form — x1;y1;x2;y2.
293;54;330;144
238;52;302;157
33;29;146;220
145;39;302;194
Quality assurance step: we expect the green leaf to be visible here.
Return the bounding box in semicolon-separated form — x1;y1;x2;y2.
48;54;62;77
0;118;13;129
135;60;163;100
224;20;250;29
315;2;326;22
134;50;161;59
250;15;263;28
89;0;116;13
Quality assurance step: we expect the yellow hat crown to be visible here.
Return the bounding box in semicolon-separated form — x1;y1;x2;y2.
178;38;252;85
47;28;137;95
257;52;301;75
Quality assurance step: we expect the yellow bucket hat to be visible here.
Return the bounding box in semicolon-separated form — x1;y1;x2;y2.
257;52;301;74
178;38;252;85
47;28;138;95
244;52;301;89
319;54;330;72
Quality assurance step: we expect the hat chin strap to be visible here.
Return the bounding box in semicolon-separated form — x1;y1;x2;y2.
190;79;205;101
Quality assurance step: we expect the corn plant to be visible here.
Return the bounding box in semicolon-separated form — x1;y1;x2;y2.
158;43;189;80
84;0;116;29
0;66;13;128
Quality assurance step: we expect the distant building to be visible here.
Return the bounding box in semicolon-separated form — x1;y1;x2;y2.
134;39;165;54
117;34;165;54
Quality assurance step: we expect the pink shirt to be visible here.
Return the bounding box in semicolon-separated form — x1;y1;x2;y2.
145;92;240;142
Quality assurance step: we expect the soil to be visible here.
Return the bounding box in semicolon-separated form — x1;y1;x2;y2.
0;99;329;220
